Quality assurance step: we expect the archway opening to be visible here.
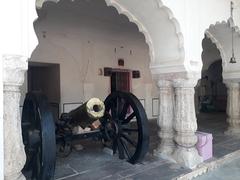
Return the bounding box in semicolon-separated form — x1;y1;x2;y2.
195;36;228;158
27;0;160;118
21;0;166;178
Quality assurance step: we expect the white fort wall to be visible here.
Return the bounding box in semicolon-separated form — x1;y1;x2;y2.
20;1;158;118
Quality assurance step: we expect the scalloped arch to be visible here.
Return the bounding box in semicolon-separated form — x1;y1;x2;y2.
103;0;155;63
36;0;184;64
155;1;184;59
204;30;227;68
205;19;240;69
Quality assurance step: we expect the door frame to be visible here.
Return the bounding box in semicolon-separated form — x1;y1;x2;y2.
110;68;132;93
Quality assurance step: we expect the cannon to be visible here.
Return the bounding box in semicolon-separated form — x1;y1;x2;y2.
21;91;149;180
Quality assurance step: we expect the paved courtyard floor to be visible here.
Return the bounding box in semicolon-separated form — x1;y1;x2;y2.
54;119;190;180
195;157;240;180
197;113;240;159
25;112;240;179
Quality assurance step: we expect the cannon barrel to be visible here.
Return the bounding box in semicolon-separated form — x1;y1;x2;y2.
67;98;105;128
21;91;149;179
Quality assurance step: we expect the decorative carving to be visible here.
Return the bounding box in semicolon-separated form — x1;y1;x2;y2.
3;55;28;180
155;1;184;60
154;80;175;160
172;79;203;169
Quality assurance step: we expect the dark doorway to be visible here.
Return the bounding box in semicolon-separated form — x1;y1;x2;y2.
111;71;131;93
197;60;227;113
28;62;60;119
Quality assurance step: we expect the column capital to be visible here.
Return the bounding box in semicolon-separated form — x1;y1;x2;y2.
173;78;198;88
224;82;240;89
157;80;172;88
3;54;28;87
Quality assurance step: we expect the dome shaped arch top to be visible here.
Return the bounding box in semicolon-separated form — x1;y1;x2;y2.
36;0;185;68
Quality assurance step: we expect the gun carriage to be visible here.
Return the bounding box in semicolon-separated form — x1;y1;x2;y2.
21;91;149;180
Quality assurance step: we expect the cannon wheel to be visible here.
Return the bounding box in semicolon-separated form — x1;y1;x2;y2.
103;91;149;164
22;92;56;180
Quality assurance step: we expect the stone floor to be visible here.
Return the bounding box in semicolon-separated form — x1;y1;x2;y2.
25;112;240;179
54;120;190;180
197;113;240;159
195;157;240;180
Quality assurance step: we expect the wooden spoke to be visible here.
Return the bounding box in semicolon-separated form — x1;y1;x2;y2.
116;97;122;117
124;112;135;124
117;138;125;159
110;102;117;118
112;139;118;154
121;133;137;147
104;91;149;164
120;138;131;159
122;127;138;132
119;102;129;120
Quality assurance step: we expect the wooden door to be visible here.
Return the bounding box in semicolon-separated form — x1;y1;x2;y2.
111;71;131;93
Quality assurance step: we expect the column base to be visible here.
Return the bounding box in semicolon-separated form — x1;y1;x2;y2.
173;146;203;169
5;173;25;180
154;146;175;162
224;127;240;137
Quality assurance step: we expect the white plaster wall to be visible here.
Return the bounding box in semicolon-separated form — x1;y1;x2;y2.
21;0;158;118
233;0;240;27
0;48;3;180
36;0;186;74
103;0;240;75
0;17;3;179
36;0;240;75
1;1;38;57
162;0;240;72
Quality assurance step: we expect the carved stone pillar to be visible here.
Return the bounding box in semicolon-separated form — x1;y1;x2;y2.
225;82;240;136
3;55;27;180
154;80;175;160
173;79;202;169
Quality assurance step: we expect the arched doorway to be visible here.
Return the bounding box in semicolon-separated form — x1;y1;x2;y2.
195;32;240;159
21;0;183;179
26;0;157;118
3;0;192;178
196;37;227;115
197;60;227;114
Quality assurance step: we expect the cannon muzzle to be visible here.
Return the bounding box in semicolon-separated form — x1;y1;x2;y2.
67;98;105;128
